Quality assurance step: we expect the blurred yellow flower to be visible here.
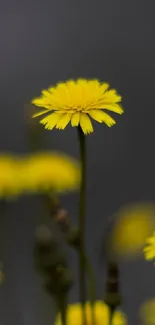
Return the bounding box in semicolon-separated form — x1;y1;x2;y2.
0;155;20;198
55;301;127;325
144;231;155;262
19;151;80;194
110;204;155;258
31;79;123;135
139;299;155;325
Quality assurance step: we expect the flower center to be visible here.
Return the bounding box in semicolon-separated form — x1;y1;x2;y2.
76;106;82;111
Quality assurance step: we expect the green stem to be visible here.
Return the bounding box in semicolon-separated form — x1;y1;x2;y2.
104;262;121;325
77;126;87;325
56;294;67;325
109;307;115;325
84;255;96;325
46;191;96;325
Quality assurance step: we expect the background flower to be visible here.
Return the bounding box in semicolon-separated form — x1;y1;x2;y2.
139;299;155;325
109;203;155;259
55;301;127;325
18;151;80;194
32;79;123;134
144;231;155;263
0;155;21;199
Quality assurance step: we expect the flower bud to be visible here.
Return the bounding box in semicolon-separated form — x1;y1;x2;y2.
44;267;73;295
34;225;68;277
104;262;121;309
54;209;70;233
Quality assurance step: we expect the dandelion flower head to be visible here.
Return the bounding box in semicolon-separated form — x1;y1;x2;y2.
110;204;155;258
55;301;127;325
19;151;80;194
32;79;123;135
0;155;20;198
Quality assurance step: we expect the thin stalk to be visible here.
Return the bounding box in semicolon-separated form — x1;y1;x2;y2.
77;126;87;325
84;254;96;325
45;191;96;325
56;294;67;325
104;262;121;325
109;307;115;325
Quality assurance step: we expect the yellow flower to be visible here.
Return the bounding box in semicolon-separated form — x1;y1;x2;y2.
110;204;155;259
0;155;20;198
19;151;80;194
31;79;123;135
55;301;127;325
144;231;155;262
139;299;155;325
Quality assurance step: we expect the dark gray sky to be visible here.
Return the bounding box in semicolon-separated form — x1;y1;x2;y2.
0;0;155;324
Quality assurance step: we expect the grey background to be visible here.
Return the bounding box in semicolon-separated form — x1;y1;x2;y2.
0;0;155;324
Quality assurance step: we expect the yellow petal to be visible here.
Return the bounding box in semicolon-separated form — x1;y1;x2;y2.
99;103;123;114
80;113;93;135
31;97;51;108
99;83;110;93
89;110;116;127
77;79;89;86
71;112;80;127
145;252;155;260
41;90;53;97
56;113;72;130
103;89;122;102
55;301;127;325
32;109;50;118
40;112;61;130
65;80;76;92
145;238;155;244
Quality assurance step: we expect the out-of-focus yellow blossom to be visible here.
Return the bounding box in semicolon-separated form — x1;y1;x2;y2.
55;301;127;325
144;231;155;263
19;151;80;194
110;204;155;259
31;79;123;135
0;155;21;198
139;299;155;325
